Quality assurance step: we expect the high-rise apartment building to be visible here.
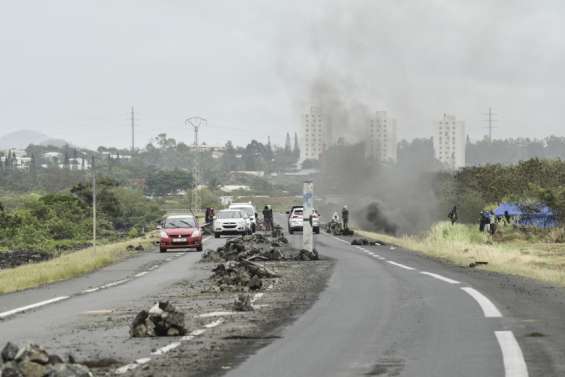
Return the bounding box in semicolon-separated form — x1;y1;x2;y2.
367;111;397;162
301;105;327;160
433;113;466;169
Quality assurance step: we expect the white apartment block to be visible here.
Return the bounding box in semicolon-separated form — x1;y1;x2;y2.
301;105;327;160
367;111;397;162
433;113;466;169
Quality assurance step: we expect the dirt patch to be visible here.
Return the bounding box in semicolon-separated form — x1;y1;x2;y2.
47;248;334;377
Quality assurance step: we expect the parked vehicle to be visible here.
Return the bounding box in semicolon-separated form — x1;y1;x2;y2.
213;209;250;238
159;215;203;252
287;206;320;234
229;203;258;233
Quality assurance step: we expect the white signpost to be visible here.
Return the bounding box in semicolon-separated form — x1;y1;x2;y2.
303;181;314;252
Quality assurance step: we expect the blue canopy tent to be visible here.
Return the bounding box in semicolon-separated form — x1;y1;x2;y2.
494;202;558;228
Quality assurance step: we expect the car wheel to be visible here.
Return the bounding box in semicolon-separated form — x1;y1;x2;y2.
314;227;320;234
196;245;203;252
214;233;220;239
160;248;167;253
251;224;256;233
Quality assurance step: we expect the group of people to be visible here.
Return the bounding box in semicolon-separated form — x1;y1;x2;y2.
331;205;350;230
447;205;512;236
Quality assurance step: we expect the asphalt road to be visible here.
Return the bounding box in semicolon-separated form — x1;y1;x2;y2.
1;224;564;377
221;219;564;377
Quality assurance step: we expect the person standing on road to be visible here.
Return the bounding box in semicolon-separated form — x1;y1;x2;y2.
342;205;349;230
267;205;274;230
262;205;273;231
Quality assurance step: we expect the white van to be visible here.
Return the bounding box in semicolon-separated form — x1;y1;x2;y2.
229;203;257;233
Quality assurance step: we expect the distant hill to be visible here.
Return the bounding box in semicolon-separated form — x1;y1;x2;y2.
0;130;71;149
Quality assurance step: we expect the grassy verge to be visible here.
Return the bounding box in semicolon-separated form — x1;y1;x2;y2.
355;222;565;286
0;234;157;294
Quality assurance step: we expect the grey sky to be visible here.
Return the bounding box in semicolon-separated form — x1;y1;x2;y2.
1;0;564;149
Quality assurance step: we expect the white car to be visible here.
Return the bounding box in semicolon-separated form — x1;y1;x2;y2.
287;206;320;234
213;209;250;238
229;203;257;233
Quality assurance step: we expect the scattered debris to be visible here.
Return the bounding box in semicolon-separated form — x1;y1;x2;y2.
233;294;254;311
126;244;145;252
0;342;93;377
248;275;263;291
469;261;488;268
295;249;319;261
130;302;187;337
0;251;52;270
350;238;385;246
202;232;293;263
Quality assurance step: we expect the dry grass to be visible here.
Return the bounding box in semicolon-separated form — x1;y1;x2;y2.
355;222;565;286
0;234;157;294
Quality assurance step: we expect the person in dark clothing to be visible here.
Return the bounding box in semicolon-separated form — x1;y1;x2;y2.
205;208;214;225
262;205;273;231
342;205;349;230
479;211;487;232
504;210;511;224
448;206;458;225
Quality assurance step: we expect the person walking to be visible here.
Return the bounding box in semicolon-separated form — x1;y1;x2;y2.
448;206;458;225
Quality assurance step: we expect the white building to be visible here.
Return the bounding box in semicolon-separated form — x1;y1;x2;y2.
433;113;466;169
367;111;397;162
301;105;327;161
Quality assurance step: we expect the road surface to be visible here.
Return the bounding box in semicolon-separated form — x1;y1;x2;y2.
0;226;564;376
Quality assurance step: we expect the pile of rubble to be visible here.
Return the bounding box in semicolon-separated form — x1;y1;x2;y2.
351;238;386;246
126;244;145;252
0;342;92;377
211;260;278;291
233;293;254;311
130;301;187;337
324;222;354;236
201;230;291;263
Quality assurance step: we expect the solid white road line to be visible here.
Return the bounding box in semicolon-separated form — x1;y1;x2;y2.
420;271;461;285
0;296;70;320
386;261;416;271
461;287;502;318
495;331;529;377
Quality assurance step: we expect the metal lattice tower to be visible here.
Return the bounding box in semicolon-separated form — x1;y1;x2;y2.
185;116;207;214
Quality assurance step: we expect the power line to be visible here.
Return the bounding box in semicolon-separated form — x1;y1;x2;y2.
483;107;498;142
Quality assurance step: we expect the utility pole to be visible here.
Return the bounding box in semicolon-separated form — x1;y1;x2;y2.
131;106;135;153
91;156;97;254
483;107;497;142
185;116;207;215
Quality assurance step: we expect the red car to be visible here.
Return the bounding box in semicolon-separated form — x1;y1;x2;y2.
159;215;203;253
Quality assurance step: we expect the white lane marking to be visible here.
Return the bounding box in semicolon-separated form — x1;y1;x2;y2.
204;319;224;328
136;357;151;365
191;329;207;336
82;287;99;294
99;278;130;289
0;296;70;319
151;342;181;356
134;271;149;278
198;311;237;318
461;287;502;318
495;331;529;377
387;261;416;271
148;265;160;270
165;257;173;262
115;363;138;374
251;293;264;303
420;272;461;285
203;236;211;242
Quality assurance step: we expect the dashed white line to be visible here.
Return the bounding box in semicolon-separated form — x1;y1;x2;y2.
204;319;224;328
190;329;207;336
99;278;130;289
115;363;138;374
134;271;149;278
461;287;502;318
0;296;70;320
495;331;529;377
386;261;416;271
148;265;160;271
420;271;460;285
198;311;238;318
151;342;181;356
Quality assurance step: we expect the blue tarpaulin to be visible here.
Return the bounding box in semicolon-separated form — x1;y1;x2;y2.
494;202;557;228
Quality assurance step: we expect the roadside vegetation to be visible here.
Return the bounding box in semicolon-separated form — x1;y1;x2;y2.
0;234;156;294
356;222;565;286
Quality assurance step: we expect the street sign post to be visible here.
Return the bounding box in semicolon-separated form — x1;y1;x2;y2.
303;181;314;252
